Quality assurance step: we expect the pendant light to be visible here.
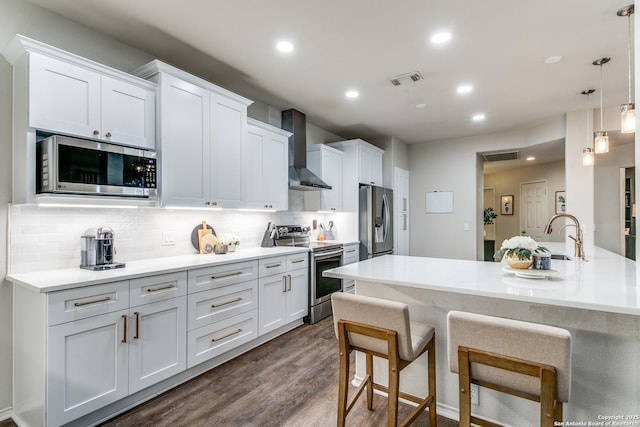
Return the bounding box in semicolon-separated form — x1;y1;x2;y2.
593;57;611;154
582;89;596;166
618;5;635;133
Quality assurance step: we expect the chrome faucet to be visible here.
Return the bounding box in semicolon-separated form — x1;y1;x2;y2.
544;213;584;259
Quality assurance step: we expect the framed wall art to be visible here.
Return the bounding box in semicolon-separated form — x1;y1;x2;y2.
500;195;514;215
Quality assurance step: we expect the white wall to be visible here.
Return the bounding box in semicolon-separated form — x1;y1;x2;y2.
485;160;566;247
408;117;566;260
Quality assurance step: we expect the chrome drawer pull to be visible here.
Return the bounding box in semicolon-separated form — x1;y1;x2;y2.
346;250;356;253
211;328;242;342
73;296;111;307
211;271;242;280
266;263;282;269
211;297;242;308
292;259;305;264
146;284;175;293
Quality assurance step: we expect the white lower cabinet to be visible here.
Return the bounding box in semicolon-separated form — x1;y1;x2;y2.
258;253;309;335
128;296;187;394
17;253;307;427
342;243;360;294
186;261;259;368
47;309;130;426
45;272;186;426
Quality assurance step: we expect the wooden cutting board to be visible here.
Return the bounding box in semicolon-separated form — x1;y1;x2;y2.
198;220;213;254
200;233;219;254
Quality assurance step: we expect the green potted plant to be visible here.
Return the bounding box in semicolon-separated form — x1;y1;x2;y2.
483;207;498;225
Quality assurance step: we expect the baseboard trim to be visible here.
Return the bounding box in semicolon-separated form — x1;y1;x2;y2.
0;406;13;422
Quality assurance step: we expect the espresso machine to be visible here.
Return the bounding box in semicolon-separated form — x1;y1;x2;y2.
80;226;125;270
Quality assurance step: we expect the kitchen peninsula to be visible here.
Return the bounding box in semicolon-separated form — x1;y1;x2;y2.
324;243;640;426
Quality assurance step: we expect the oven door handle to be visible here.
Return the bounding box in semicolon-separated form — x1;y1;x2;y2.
313;249;344;260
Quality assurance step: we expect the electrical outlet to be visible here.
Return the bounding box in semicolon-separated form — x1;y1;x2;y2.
470;384;479;405
162;231;176;246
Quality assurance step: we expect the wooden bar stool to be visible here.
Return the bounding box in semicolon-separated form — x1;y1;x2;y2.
331;292;437;427
446;311;572;427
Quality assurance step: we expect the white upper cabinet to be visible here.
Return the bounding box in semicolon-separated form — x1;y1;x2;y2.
244;119;290;211
135;60;252;208
28;51;155;149
304;144;343;212
328;139;384;211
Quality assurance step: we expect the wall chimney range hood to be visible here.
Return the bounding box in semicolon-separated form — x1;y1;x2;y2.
281;109;332;191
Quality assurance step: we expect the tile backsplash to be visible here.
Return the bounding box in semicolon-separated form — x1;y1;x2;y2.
8;193;355;273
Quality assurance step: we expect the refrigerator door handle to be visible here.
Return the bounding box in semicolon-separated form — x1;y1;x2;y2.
382;192;390;242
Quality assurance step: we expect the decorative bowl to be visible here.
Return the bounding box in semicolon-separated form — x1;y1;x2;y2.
505;254;532;269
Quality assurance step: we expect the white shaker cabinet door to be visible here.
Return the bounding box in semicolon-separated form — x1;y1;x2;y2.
258;274;287;335
285;268;308;322
29;52;101;138
209;94;246;208
101;76;156;149
159;74;210;207
262;134;288;211
47;309;129;426
242;127;266;209
128;296;187;394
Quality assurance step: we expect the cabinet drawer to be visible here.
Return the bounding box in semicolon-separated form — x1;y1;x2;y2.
129;271;187;307
259;256;287;277
187;310;258;368
343;279;355;294
343;244;360;264
188;260;258;293
286;253;309;270
187;280;257;330
48;281;129;326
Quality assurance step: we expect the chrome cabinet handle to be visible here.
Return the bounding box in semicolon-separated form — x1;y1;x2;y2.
134;312;140;339
211;271;242;280
121;315;127;343
146;284;175;293
74;296;111;307
287;275;292;292
266;263;282;269
292;259;305;264
345;249;356;253
211;328;242;342
211;297;242;308
282;276;287;293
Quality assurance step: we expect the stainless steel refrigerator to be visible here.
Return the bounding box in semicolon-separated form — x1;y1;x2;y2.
359;185;393;260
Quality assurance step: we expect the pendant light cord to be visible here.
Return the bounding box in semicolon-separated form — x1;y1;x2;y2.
627;13;633;104
600;63;604;130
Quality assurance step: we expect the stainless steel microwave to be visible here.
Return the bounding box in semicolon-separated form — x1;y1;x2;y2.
36;135;158;198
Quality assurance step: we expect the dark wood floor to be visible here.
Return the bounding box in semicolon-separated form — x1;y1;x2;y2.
3;316;457;427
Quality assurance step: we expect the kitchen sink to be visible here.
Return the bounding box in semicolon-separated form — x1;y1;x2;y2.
550;254;572;260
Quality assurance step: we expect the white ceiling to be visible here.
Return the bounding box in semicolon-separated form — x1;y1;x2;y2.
25;0;634;147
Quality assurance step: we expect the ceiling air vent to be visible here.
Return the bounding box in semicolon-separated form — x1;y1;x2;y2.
390;71;423;86
483;151;520;162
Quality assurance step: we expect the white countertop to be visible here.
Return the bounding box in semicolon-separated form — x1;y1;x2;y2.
324;243;640;316
6;246;309;293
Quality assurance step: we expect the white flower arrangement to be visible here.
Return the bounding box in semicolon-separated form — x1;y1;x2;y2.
217;233;240;246
494;235;548;261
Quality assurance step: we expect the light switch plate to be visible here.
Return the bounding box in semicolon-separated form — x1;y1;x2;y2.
162;231;176;246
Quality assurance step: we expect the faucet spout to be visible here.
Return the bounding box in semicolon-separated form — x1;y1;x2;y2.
544;213;584;259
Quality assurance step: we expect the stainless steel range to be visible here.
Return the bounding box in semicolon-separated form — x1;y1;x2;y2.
273;225;343;324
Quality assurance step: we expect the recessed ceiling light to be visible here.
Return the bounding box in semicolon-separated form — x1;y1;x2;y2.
345;90;359;99
276;41;294;53
431;31;452;44
526;156;536;161
544;55;562;64
457;84;473;94
472;113;486;122
415;103;426;109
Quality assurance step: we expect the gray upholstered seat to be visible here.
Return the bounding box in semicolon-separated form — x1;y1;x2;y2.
331;292;437;427
447;310;572;427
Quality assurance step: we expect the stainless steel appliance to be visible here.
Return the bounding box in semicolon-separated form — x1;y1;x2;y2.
36;134;157;198
273;225;343;324
80;226;125;270
359;185;393;259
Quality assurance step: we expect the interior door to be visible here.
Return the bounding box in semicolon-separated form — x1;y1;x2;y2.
520;181;548;241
